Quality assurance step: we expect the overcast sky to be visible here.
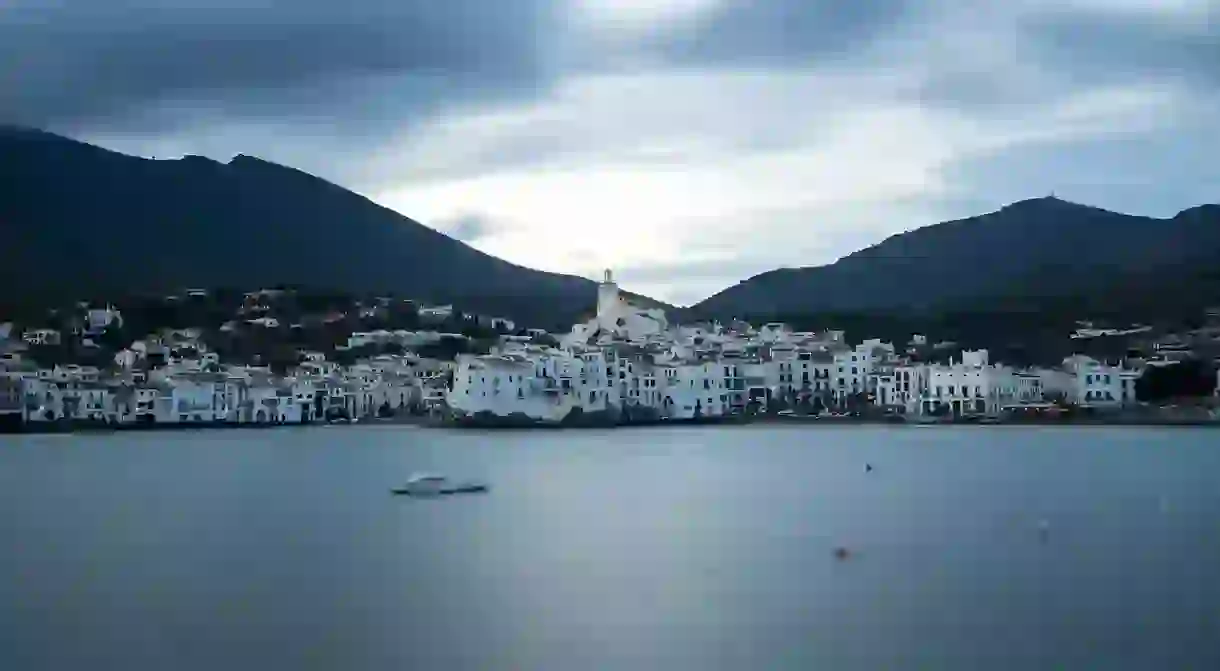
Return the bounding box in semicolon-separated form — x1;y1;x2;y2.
3;0;1216;304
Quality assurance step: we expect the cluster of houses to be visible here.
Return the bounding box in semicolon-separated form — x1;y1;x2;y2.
447;271;1220;424
3;273;1220;431
0;326;453;430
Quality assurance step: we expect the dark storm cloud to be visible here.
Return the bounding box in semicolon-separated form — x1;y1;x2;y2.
1023;9;1220;89
915;4;1220;113
643;0;914;67
6;0;1215;135
0;0;558;130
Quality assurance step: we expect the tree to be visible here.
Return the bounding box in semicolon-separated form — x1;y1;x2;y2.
530;333;560;348
414;336;476;361
92;320;136;354
332;344;380;366
382;342;406;356
796;384;814;414
26;344;73;368
1135;359;1217;403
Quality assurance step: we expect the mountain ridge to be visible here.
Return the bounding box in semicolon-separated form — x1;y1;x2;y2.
688;194;1220;320
0;126;667;329
6;125;1218;330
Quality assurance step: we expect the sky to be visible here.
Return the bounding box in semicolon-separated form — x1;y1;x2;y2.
2;0;1217;305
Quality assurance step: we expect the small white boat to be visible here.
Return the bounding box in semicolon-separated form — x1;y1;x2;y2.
391;473;489;497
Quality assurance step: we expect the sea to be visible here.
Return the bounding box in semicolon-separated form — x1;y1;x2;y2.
2;424;1219;670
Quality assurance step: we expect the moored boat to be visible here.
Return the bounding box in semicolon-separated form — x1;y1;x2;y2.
391;473;490;497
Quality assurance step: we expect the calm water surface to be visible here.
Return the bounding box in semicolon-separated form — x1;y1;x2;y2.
2;425;1219;670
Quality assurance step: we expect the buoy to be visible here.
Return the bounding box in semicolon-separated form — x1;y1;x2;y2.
865;463;874;473
834;546;851;561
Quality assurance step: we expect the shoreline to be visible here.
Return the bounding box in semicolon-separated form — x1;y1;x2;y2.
0;414;437;435
3;413;1217;435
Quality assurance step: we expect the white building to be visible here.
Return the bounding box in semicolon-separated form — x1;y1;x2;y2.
1062;355;1139;407
419;305;455;323
449;271;739;423
873;363;929;413
22;329;60;346
85;306;122;334
916;350;1018;416
563;270;668;346
449;348;615;422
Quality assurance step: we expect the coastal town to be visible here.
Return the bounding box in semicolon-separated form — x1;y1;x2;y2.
2;270;1220;432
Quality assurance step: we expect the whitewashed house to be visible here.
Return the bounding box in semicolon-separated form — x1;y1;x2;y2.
419;305;455;323
1063;355;1139;407
22;378;64;422
660;360;730;419
22;329;60;346
85;306;122;334
916;350;1018;416
874;362;930;413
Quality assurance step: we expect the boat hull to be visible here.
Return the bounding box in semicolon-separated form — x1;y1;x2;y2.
391;484;489;497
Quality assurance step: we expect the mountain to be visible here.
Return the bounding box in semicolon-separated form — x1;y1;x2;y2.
0;126;665;329
688;196;1220;322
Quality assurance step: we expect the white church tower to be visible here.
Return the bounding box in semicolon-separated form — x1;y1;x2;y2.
596;269;620;319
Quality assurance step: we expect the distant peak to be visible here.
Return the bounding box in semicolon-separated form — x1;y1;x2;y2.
226;154;286;170
1175;203;1220;218
1003;195;1080;209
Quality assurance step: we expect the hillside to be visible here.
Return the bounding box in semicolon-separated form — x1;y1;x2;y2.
0;126;663;329
688;196;1220;321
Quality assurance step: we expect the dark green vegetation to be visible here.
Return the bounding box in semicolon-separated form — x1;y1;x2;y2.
1135;359;1219;403
12;288;509;372
0;126;667;330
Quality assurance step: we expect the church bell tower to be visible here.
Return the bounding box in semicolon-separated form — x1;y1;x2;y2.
596;268;620;318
